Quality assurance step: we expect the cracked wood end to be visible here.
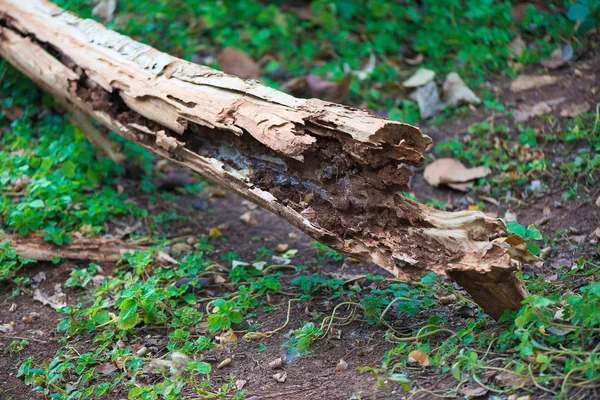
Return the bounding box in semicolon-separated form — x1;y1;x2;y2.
0;0;528;319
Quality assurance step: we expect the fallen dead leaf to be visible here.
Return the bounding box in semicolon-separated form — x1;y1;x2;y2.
4;105;24;121
306;73;351;102
273;371;287;383
92;0;116;21
480;196;499;206
149;359;174;372
411;81;446;119
351;53;376;81
510;74;557;92
438;294;457;305
443;72;481;107
96;362;118;375
216;47;261;79
170;351;189;367
560;102;591;117
404;53;424;65
239;211;257;226
155;251;180;266
459;384;488;398
509;35;526;59
33;285;66;310
514;101;552;122
403;68;435;88
540;48;565;70
8;175;32;192
446;181;474;192
217;329;238;346
495;371;531;389
336;359;348;371
511;2;548;22
424;158;491;187
211;189;227;197
209;227;222;237
268;357;285;369
494;236;540;264
275;243;289;253
158;171;194;191
407;350;430;367
235;379;247;390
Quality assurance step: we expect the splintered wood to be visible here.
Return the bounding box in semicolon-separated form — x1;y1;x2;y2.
0;0;530;319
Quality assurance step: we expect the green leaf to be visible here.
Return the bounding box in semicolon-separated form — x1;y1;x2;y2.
526;242;541;256
61;161;76;179
189;361;211;374
567;4;591;20
506;222;527;237
183;293;196;305
118;298;139;330
29;199;45;209
93;310;111;325
577;18;595;34
229;311;243;325
524;225;542;241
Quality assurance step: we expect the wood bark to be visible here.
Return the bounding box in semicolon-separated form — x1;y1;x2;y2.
0;0;530;319
0;232;143;263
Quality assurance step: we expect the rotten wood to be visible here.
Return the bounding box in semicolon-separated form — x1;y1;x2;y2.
0;0;529;319
0;231;143;262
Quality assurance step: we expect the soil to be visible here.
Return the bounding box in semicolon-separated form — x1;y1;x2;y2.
1;55;600;400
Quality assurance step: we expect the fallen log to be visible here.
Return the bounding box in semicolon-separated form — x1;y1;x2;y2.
0;231;144;263
0;0;529;319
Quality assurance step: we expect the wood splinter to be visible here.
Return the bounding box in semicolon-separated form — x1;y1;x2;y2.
0;0;532;320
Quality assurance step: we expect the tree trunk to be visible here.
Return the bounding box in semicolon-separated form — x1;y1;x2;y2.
0;0;529;320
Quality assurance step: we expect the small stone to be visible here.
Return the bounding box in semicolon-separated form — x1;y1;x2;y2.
457;305;475;318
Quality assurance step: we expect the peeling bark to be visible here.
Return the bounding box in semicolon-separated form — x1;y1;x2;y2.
0;0;528;319
0;232;143;262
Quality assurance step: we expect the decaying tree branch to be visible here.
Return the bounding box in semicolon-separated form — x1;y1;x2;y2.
0;231;144;262
0;0;530;319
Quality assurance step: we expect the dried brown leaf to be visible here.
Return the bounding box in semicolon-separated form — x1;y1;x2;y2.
216;47;261;79
443;73;481;107
336;359;348;371
407;349;430;367
92;0;116;21
33;286;66;310
273;371;287;382
423;158;490;187
403;68;435;88
268;357;285;369
510;74;557;92
560;102;591;117
306;73;351;102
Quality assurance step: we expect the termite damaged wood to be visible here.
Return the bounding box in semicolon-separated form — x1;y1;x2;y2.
0;0;532;319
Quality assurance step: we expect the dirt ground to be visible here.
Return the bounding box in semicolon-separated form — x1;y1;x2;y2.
1;55;599;400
